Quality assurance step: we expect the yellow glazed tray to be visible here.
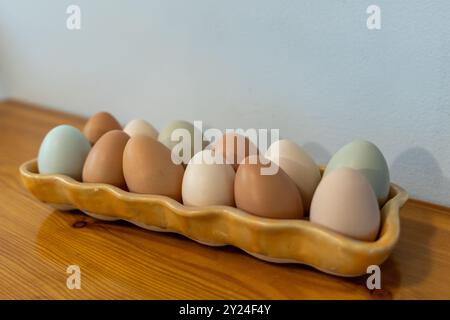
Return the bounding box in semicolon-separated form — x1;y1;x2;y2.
19;159;408;277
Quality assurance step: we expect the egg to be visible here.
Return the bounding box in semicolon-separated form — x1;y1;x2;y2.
37;125;91;180
310;168;380;241
182;150;235;206
158;120;202;164
83;111;122;144
123;119;158;139
265;139;321;211
234;156;303;219
82;130;130;189
123;135;184;201
324;140;390;205
212;133;258;170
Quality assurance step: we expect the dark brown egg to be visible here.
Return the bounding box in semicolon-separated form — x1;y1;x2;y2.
82;130;130;189
123;135;185;202
83;111;122;144
234;156;304;219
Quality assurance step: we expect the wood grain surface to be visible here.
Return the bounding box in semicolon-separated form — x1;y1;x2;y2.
0;99;449;299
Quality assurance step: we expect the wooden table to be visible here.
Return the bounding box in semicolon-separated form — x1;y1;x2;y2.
0;100;449;299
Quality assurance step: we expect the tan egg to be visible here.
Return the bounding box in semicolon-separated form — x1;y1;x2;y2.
123;135;184;201
212;133;258;171
310;167;380;241
83;111;122;144
265;139;321;211
123;119;158;139
182;150;235;207
82;130;129;189
234;156;303;219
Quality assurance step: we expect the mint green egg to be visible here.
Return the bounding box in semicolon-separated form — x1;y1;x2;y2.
158;120;203;163
324;140;390;205
37;125;91;180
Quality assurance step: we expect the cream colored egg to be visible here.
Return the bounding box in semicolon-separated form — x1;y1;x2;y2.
182;149;235;207
265;139;321;211
310;168;380;241
123;119;158;139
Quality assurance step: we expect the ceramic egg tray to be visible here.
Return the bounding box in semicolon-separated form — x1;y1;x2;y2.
20;159;408;277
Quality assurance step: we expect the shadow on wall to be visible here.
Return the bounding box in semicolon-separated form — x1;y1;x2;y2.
302;142;331;167
391;147;450;206
0;81;5;100
301;143;449;206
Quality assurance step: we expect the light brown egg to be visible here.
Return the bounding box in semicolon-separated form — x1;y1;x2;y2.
310;167;380;241
123;135;184;201
234;156;304;219
82;130;130;189
212;133;258;170
83;111;122;144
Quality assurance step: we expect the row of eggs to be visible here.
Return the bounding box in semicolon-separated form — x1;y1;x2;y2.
37;112;391;242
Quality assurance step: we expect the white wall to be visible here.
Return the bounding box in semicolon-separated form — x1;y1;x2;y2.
1;0;449;206
0;59;5;99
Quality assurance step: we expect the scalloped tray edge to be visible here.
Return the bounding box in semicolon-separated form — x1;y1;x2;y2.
19;159;408;277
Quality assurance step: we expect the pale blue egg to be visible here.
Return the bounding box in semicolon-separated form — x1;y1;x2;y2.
324;140;390;205
37;125;91;180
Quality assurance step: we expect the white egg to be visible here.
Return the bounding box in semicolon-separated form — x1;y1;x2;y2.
266;139;321;211
123;119;158;139
182;149;235;206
